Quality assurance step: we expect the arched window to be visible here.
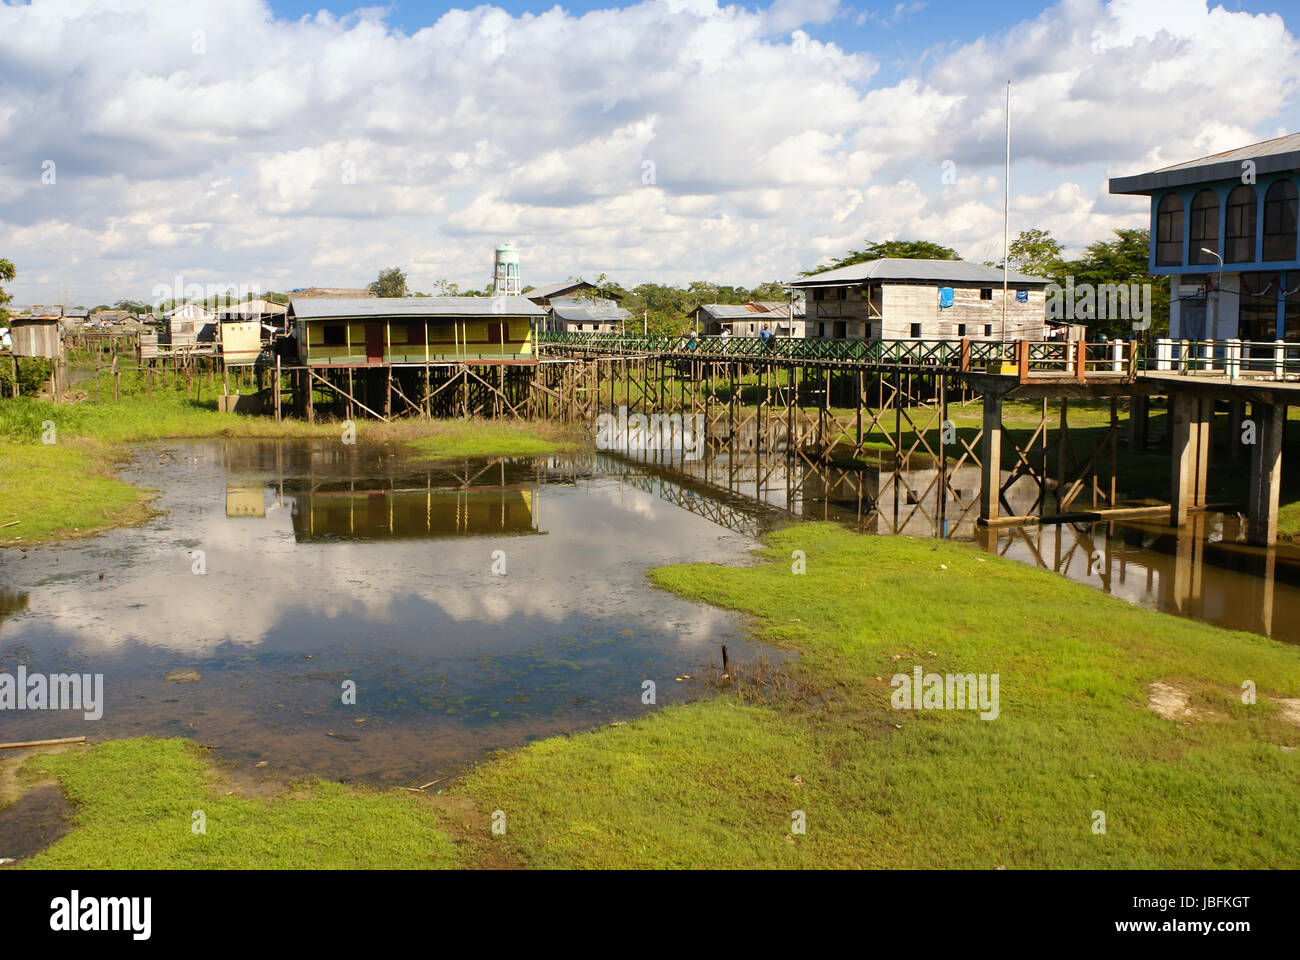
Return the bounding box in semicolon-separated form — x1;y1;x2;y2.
1263;180;1298;261
1189;190;1220;264
1156;194;1184;266
1225;184;1257;263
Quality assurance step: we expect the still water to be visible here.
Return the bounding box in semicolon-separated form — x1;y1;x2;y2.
0;440;763;786
2;431;1296;791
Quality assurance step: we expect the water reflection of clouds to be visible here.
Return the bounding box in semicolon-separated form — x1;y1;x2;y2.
2;444;745;658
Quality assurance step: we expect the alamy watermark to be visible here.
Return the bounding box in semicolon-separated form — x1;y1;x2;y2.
0;667;104;720
1045;277;1152;331
595;406;705;460
891;666;999;720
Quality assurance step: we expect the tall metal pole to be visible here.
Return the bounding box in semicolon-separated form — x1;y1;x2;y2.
1002;80;1010;345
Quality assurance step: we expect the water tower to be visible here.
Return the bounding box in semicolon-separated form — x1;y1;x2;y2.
492;241;521;296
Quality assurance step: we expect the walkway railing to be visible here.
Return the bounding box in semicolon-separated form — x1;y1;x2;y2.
537;332;1300;382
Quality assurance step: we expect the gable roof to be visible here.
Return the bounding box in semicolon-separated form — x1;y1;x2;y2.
790;258;1050;287
1110;132;1300;195
526;280;622;302
693;301;805;320
550;304;631;323
289;297;545;320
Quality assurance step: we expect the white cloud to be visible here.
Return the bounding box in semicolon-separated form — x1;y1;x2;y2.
0;0;1297;303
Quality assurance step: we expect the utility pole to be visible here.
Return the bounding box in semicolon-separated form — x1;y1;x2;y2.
1001;80;1011;344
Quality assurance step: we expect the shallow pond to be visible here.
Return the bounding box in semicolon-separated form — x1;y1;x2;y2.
0;440;766;787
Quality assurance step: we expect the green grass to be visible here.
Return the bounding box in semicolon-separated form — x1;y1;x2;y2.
0;388;585;546
17;739;462;869
460;524;1300;868
8;526;1300;868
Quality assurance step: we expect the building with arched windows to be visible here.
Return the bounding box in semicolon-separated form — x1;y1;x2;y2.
1110;134;1300;343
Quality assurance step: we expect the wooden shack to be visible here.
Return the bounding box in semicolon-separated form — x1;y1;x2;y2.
289;297;544;365
8;314;62;358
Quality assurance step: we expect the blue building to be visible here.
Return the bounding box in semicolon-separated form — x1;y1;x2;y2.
1110;133;1300;342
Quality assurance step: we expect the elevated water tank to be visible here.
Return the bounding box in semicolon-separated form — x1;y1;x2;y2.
493;241;521;296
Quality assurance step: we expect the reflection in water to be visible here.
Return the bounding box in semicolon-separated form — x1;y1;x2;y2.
0;440;763;787
604;423;1300;645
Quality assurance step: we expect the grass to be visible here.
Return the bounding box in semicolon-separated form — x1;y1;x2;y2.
5;525;1300;868
11;740;462;869
0;381;585;546
460;524;1300;868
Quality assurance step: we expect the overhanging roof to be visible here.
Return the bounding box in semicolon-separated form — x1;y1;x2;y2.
289;297;545;320
1110;132;1300;195
790;258;1050;287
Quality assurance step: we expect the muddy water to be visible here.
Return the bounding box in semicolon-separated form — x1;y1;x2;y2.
0;440;765;787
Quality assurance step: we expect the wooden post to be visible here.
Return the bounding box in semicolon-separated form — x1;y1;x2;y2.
1247;402;1285;545
112;355;120;403
980;393;1003;522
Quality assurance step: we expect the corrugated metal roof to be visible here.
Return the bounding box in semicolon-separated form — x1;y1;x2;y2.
694;301;805;320
289;297;545;319
1110;132;1300;194
790;258;1051;287
526;280;591;300
550;304;631;323
1153;133;1300;172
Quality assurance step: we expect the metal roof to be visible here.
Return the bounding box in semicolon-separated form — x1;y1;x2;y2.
289;297;545;319
550;304;630;323
693;301;805;319
1110;132;1300;195
526;280;622;301
790;259;1050;287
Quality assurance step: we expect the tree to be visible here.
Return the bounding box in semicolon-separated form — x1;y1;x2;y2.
1006;228;1065;277
1053;228;1169;339
0;258;14;323
114;299;152;314
802;240;960;276
369;267;408;298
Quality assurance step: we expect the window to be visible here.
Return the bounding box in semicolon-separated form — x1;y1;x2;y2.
1225;185;1257;263
984;324;993;337
1156;193;1184;266
322;324;346;346
980;288;993;300
957;324;967;337
812;288;825;301
1189;190;1220;264
1263;180;1298;261
910;323;922;338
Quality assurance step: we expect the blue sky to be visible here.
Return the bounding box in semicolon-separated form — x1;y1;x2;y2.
2;0;1299;303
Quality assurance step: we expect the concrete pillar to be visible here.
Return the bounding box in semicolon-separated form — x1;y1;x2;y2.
1170;392;1211;525
1228;400;1245;462
1129;395;1149;450
980;393;1003;522
1247;402;1285;546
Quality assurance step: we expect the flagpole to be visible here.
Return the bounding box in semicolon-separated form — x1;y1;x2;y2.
1002;80;1010;345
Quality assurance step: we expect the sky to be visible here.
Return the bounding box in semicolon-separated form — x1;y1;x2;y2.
1;0;1298;306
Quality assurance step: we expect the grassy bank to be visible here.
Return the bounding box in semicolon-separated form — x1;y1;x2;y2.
8;525;1299;868
8;740;463;869
462;524;1300;868
0;387;586;546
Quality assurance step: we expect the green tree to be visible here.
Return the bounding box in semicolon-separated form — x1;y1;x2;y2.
802;239;960;276
0;258;14;323
1006;228;1065;276
114;299;152;314
369;267;409;298
1053;228;1169;339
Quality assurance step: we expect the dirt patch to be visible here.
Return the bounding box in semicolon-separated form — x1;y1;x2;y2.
1272;698;1300;727
1148;681;1197;721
